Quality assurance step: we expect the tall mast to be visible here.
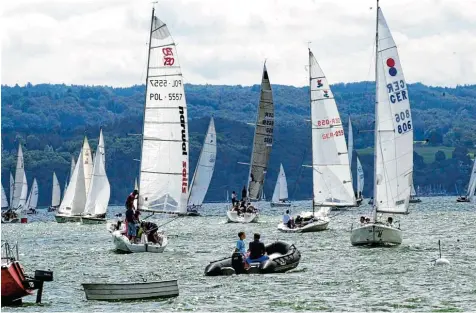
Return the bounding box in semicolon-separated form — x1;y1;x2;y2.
372;0;379;222
308;47;315;214
138;7;155;210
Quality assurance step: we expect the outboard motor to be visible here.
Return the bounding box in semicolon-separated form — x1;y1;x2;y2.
231;252;245;274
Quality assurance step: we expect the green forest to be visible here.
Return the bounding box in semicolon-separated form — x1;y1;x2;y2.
1;82;476;205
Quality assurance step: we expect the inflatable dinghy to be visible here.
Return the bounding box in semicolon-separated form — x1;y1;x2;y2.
204;241;300;276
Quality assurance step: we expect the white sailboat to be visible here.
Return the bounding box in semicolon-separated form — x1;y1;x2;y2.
82;129;111;224
56;149;87;223
348;117;365;205
1;183;8;209
2;145;27;223
82;137;94;198
111;8;186;253
48;172;61;212
227;63;274;223
186;117;217;216
456;157;476;203
270;164;291;207
409;182;421;203
351;1;414;246
26;178;39;214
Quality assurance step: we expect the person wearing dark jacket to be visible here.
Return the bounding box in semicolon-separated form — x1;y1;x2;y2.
241;185;247;201
246;233;269;264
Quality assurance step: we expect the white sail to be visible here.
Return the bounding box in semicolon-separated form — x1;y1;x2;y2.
26;178;39;210
356;156;364;195
82;137;94;197
374;8;413;214
226;190;229;201
272;164;289;203
188;117;217;206
466;157;476;202
133;177;138;209
247;63;274;200
84;129;110;216
1;183;8;208
309;49;355;207
348;117;354;165
410;183;416;197
69;156;76;184
19;172;28;210
138;11;189;214
52;172;61;207
59;149;87;215
12;144;25;209
9;172;14;207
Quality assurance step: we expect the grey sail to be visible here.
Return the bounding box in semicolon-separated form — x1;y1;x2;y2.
247;63;274;200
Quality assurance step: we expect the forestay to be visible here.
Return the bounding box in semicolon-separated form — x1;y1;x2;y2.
139;11;188;214
26;178;39;210
272;164;289;203
374;8;413;214
248;64;274;200
12;144;25;209
59;150;87;215
84;129;110;216
309;49;355;207
1;183;8;208
188;117;217;206
82;137;94;198
52;172;61;207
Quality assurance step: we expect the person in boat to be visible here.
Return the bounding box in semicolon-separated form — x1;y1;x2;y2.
234;231;247;257
125;200;137;243
295;215;303;226
365;217;371;223
241;186;247;201
283;210;294;228
126;190;139;210
360;216;366;224
231;191;237;206
387;216;393;226
140;221;160;244
246;233;269;264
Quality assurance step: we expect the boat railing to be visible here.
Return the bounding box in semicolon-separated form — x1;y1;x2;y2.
1;240;19;262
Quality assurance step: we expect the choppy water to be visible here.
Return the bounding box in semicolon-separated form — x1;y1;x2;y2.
2;197;476;312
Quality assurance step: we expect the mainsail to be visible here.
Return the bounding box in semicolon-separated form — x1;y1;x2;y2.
19;172;28;210
52;172;61;207
188;117;217;206
69;156;76;185
26;178;39;210
138;9;189;214
247;63;274;201
12;144;25;209
1;183;8;208
59;149;87;215
272;164;289;203
465;157;476;202
84;129;110;216
374;8;413;214
309;49;355;207
82;137;94;197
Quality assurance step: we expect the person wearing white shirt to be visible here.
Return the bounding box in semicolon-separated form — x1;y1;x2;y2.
283;210;294;228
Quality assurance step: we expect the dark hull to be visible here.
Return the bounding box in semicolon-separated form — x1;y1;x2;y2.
204;241;300;276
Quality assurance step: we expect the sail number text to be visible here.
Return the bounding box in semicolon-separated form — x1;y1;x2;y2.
149;79;182;88
317;117;341;127
322;129;344;140
387;80;408;104
395;109;412;134
149;93;183;101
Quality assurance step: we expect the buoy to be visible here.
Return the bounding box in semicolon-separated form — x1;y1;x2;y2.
433;240;450;266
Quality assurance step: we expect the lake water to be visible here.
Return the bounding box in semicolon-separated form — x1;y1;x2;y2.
2;197;476;312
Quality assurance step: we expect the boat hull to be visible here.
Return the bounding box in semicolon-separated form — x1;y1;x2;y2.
55;214;81;223
82;280;179;301
112;231;168;253
1;218;20;224
1;262;33;305
226;211;258;223
277;220;329;233
456;197;470;203
351;223;402;246
270;202;291;208
81;217;106;224
409;199;422;203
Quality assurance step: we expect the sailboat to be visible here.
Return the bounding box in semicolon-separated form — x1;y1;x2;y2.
1;183;8;210
82;129;111;224
270;164;291;207
48;172;61;212
350;1;414;246
82;137;94;198
226;63;274;223
409;182;422;203
186;117;217;216
25;178;39;215
348;117;365;205
456;156;476;203
111;8;187;253
55;149;87;223
2;144;27;223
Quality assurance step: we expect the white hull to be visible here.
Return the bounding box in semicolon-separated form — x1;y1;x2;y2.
81;216;106;224
55;214;81;223
277;220;329;233
351;223;402;246
112;230;168;253
270;202;291;208
82;280;179;301
226;210;259;223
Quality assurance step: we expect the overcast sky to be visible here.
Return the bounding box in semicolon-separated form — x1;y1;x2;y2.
2;0;475;87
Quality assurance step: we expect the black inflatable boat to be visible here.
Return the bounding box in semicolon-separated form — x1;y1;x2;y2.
204;241;300;276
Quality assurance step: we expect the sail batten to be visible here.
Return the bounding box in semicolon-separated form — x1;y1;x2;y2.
374;8;413;214
247;63;274;201
139;11;188;214
309;50;355;207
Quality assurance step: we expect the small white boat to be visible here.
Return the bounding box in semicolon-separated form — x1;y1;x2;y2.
270;164;291;207
82;279;178;301
2;144;28;223
277;218;329;233
112;230;168;253
350;1;414;247
226;210;259;223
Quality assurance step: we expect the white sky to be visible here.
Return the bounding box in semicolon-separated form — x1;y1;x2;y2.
2;0;475;87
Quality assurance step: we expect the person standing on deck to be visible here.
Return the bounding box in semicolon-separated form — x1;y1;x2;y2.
125;190;139;243
126;190;139;210
241;186;247;201
231;191;238;206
